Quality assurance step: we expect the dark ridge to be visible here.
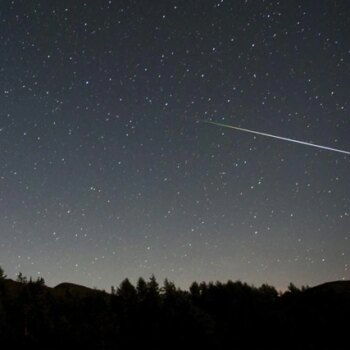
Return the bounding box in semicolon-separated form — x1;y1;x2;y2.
53;282;102;297
1;275;349;349
0;278;25;297
308;280;350;294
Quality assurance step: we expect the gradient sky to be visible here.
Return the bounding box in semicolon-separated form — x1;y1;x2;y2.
0;0;349;290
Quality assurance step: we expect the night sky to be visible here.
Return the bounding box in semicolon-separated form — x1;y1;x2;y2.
1;0;349;290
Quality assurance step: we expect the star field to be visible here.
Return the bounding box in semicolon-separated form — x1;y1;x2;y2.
0;0;349;290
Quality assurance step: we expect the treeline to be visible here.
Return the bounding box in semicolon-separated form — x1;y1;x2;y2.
0;267;349;349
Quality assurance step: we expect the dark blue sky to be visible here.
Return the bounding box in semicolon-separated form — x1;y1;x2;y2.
0;0;349;290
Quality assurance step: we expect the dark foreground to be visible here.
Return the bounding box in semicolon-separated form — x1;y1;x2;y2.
0;275;349;350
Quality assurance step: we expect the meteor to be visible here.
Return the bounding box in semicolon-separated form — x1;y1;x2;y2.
203;120;350;155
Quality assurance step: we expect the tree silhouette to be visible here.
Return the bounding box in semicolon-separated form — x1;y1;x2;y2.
0;266;6;279
0;269;348;349
16;272;27;284
136;277;147;302
117;278;137;303
147;274;159;299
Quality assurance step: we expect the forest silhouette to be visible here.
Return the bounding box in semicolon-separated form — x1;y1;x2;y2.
0;266;349;349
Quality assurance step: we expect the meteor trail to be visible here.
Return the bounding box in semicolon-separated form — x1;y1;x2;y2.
203;120;350;155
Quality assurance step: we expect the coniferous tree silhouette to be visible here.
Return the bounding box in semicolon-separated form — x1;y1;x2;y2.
0;265;348;350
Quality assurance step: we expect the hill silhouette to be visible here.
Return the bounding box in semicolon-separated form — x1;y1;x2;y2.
308;280;350;295
0;270;349;350
53;282;103;297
